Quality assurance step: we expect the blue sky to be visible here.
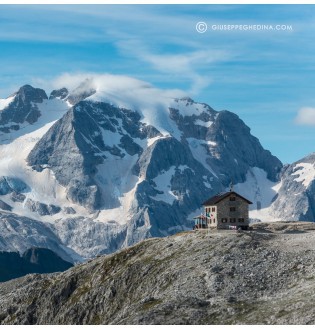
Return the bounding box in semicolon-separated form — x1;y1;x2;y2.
0;4;315;164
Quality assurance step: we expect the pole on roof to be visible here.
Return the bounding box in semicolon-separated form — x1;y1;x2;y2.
230;180;234;192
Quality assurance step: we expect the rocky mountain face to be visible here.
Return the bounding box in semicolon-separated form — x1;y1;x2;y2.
0;85;47;133
0;212;82;263
271;153;315;222
170;104;281;183
0;247;73;282
27;101;161;211
1;223;315;325
0;77;286;262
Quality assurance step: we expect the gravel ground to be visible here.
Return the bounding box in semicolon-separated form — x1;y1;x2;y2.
0;222;315;325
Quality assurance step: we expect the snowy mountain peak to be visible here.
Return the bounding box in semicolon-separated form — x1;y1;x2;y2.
0;84;47;112
67;78;97;105
0;85;48;131
49;87;69;100
174;96;194;103
0;76;288;261
270;153;315;222
0;95;15;112
51;76;220;143
14;84;48;103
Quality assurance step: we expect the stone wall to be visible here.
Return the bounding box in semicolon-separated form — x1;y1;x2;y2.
217;194;249;229
205;193;249;229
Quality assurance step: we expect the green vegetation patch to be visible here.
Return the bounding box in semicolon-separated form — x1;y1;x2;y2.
141;298;163;311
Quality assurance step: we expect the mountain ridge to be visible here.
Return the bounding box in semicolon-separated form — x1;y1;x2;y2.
0;76;313;263
1;223;315;325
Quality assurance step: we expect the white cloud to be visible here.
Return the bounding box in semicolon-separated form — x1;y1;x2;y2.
140;51;215;95
295;107;315;126
50;72;185;95
46;72;192;137
0;6;234;98
116;39;230;95
141;49;227;73
48;72;188;113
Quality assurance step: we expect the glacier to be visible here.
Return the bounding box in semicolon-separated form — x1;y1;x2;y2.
2;75;308;263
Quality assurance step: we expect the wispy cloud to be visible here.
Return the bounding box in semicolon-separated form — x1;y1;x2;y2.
115;39;231;95
1;5;315;164
295;107;315;126
0;4;233;97
34;71;187;99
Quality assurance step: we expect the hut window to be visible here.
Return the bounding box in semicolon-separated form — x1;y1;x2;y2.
230;218;236;223
212;207;215;212
230;207;236;212
238;218;244;222
230;196;236;201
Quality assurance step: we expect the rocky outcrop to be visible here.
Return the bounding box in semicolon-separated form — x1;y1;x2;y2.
0;212;81;263
63;207;76;215
171;104;282;184
49;88;69;100
66;79;96;105
0;177;28;195
204;110;282;183
27;101;161;210
1;224;315;325
10;192;26;203
0;200;12;211
0;85;47;132
271;153;315;221
25;199;61;216
131;136;223;237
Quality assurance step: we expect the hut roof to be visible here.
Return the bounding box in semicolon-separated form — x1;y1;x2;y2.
202;191;253;206
193;214;208;219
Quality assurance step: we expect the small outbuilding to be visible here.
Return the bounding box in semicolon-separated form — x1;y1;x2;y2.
193;214;208;229
202;191;252;230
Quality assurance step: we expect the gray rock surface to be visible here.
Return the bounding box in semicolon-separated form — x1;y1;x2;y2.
0;85;47;132
1;222;315;325
66;79;96;105
25;199;61;216
10;192;26;203
1;83;285;261
26;97;281;238
63;207;76;215
0;212;81;263
27;101;161;210
271;153;315;221
49;88;69;100
0;200;12;211
51;217;127;258
0;177;28;195
131;136;223;237
170;102;282;184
